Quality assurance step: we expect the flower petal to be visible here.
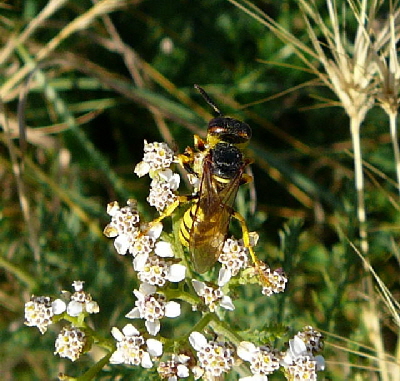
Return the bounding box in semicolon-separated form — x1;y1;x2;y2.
122;323;140;337
189;331;207;351
218;267;232;286
114;234;130;255
145;320;160;336
52;299;66;315
237;341;257;361
164;301;181;318
155;241;174;257
147;338;163;357
167;264;186;282
192;280;205;295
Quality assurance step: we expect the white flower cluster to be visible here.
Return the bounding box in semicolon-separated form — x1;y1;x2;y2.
126;283;181;336
24;295;61;334
110;324;163;367
101;140;322;380
218;237;249;286
104;199;186;287
189;332;235;379
63;280;100;317
192;280;234;312
105;144;186;370
237;341;281;379
186;327;325;381
54;325;87;362
281;326;325;380
134;140;180;212
157;354;190;380
258;265;288;297
24;281;99;362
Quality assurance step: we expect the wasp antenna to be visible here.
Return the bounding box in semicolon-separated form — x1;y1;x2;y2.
194;84;223;117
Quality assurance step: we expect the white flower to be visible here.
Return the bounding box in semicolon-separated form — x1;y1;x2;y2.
189;331;208;351
147;181;178;212
189;332;235;378
135;254;186;287
218;237;249;284
282;336;308;366
167;263;186;282
72;280;84;291
259;266;288;296
281;329;325;379
158;168;180;191
54;325;86;362
103;200;140;255
192;280;234;312
218;267;232;287
126;283;181;336
136;140;175;173
157;354;191;379
134;160;151;177
114;234;132;255
237;341;280;377
147;338;163;357
297;325;324;354
52;299;67;315
67;300;83;317
154;241;174;257
65;281;99;317
146;221;163;240
110;324;163;367
24;295;54;334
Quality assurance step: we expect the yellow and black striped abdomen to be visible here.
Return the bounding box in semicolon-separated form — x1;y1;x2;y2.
179;202;203;248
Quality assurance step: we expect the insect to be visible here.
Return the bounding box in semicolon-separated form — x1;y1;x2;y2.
177;85;253;273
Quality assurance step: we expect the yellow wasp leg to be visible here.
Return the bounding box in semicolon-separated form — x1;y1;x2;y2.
232;210;260;267
147;195;191;228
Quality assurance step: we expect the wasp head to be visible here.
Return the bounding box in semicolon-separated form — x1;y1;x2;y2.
207;117;251;148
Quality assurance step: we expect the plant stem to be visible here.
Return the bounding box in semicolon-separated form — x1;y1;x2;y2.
350;115;368;255
389;111;400;195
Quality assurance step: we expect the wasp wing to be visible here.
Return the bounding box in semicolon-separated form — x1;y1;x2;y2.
189;154;244;273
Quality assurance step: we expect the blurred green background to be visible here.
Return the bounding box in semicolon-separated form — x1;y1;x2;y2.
1;0;399;379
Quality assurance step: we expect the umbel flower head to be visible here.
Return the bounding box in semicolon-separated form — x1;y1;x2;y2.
24;295;65;334
63;280;99;317
237;341;282;378
103;199;141;255
192;280;235;312
126;283;181;336
281;326;325;380
157;354;191;380
189;331;235;379
110;324;163;367
134;140;180;213
54;325;87;362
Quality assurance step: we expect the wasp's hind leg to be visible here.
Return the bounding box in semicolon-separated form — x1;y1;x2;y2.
232;210;260;267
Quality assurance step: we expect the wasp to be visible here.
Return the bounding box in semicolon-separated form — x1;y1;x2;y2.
146;85;255;274
176;85;254;273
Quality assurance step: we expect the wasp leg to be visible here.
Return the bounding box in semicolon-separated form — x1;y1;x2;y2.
240;173;253;185
232;210;260;266
149;195;192;226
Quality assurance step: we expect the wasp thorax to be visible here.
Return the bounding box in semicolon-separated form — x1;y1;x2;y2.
211;143;243;180
207;117;251;145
